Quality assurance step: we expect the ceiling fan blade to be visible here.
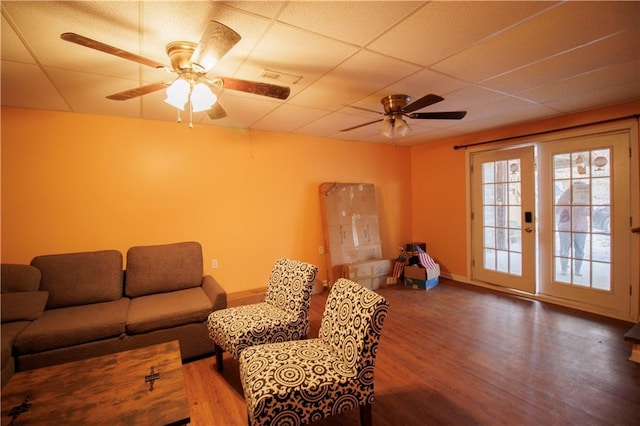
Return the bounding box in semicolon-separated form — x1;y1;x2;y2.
207;102;227;120
221;77;290;100
340;118;384;132
190;21;241;72
403;94;444;113
60;33;168;69
346;105;384;115
409;111;467;120
106;81;170;101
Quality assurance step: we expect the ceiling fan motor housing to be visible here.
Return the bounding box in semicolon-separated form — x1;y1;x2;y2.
166;41;199;73
381;94;410;114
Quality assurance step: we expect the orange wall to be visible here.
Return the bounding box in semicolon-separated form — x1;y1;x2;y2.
1;107;412;291
409;138;468;275
410;101;640;279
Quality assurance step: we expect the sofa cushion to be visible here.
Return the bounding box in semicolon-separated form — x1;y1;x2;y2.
31;250;123;309
125;241;203;297
14;298;129;354
126;287;212;334
1;322;29;370
1;291;49;322
1;264;41;293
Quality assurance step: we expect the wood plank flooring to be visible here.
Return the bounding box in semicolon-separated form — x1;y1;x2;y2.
183;278;640;425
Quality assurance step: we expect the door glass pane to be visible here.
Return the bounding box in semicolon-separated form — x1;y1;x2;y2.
481;158;522;276
485;228;496;248
483;162;495;183
552;149;611;289
484;248;496;269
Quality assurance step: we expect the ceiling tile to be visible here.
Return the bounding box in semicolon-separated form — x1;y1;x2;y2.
435;85;505;111
367;1;557;66
461;96;559;126
432;1;640;83
47;68;143;117
1;15;34;63
545;80;640;113
3;1;141;75
278;1;421;46
242;22;358;91
482;28;640;94
328;121;384;142
294;111;381;138
217;1;286;19
1;61;69;111
290;50;421;110
252;103;330;133
520;60;640;105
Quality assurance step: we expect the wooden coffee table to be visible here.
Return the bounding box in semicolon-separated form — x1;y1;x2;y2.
1;340;190;425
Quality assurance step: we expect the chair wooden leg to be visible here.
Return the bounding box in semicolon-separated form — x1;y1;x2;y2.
360;403;372;426
214;343;223;372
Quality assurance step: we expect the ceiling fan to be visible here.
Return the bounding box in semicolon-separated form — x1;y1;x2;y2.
60;21;290;124
341;94;466;138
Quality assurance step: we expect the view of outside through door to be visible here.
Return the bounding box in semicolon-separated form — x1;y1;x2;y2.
472;128;634;320
553;149;611;291
482;159;523;276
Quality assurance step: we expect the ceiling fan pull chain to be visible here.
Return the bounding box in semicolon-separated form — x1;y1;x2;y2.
176;109;182;123
189;104;194;129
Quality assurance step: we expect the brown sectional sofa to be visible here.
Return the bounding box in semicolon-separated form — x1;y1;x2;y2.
1;264;44;387
1;241;226;387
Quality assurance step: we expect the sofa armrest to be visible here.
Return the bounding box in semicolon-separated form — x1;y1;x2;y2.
1;291;49;322
202;275;227;311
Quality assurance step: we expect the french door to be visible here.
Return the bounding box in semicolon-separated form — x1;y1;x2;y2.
471;146;536;293
538;131;631;315
470;128;635;319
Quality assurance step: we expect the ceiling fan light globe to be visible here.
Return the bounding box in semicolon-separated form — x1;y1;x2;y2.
395;118;411;137
164;95;188;110
164;78;190;110
380;117;394;138
191;83;217;112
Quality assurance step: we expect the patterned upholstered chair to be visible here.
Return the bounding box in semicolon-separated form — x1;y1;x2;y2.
239;278;389;426
207;258;317;371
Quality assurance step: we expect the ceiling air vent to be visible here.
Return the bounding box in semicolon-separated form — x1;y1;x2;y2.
260;68;302;85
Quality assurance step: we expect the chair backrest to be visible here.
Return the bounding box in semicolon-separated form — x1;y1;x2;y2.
319;278;389;371
264;258;318;319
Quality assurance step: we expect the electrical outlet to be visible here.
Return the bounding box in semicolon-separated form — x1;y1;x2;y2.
211;259;218;269
318;246;325;254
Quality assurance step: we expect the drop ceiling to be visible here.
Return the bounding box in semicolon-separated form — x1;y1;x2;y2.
2;1;639;146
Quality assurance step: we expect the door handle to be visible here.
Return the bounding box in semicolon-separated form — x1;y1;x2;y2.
525;227;533;233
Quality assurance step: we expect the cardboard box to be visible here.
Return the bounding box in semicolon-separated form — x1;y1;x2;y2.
342;259;393;290
404;264;440;290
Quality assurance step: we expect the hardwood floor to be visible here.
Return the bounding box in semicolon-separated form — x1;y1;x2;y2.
183;278;640;425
